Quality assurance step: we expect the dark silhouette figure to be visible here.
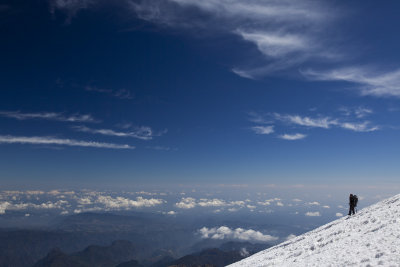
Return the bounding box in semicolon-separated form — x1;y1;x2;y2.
348;194;357;215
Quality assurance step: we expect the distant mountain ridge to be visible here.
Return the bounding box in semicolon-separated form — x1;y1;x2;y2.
33;240;144;267
33;240;271;267
0;211;276;267
0;212;188;267
228;193;400;266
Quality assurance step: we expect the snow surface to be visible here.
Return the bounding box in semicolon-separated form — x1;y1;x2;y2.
228;194;400;267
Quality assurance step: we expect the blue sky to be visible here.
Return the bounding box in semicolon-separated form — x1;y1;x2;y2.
1;0;400;187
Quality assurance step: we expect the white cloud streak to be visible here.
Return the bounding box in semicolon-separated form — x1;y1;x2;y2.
247;112;272;124
0;111;97;122
340;121;379;132
199;226;278;242
72;125;166;140
250;112;380;135
168;0;327;22
0;135;134;149
251;125;274;135
339;106;374;119
355;107;373;118
49;0;92;22
279;133;307;140
273;113;337;129
302;67;400;98
236;30;309;58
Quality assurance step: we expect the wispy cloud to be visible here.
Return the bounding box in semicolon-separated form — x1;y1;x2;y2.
273;113;337;129
250;112;380;134
0;135;134;149
48;0;400;97
199;226;278;242
72;125;167;140
302;67;400;98
50;0;339;78
85;86;134;100
278;133;307;140
278;113;379;132
251;126;274;135
236;30;309;59
247;112;272;124
135;0;338;78
339;106;373;118
49;0;92;22
355;107;373;118
0;111;97;123
340;121;379;132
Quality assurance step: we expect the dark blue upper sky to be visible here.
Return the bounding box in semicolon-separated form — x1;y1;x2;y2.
1;0;400;187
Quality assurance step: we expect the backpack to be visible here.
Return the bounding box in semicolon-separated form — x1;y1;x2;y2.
353;195;358;207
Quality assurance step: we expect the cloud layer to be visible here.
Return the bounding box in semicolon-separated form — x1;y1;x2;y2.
175;197;246;209
0;189;348;219
199;226;278;242
0;190;166;215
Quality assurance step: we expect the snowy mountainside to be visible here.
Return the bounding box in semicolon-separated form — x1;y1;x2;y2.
228;194;400;266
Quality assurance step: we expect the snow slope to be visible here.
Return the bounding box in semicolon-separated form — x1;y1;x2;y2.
228;194;400;267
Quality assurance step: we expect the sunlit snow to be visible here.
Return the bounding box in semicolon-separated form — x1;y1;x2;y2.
228;193;400;266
